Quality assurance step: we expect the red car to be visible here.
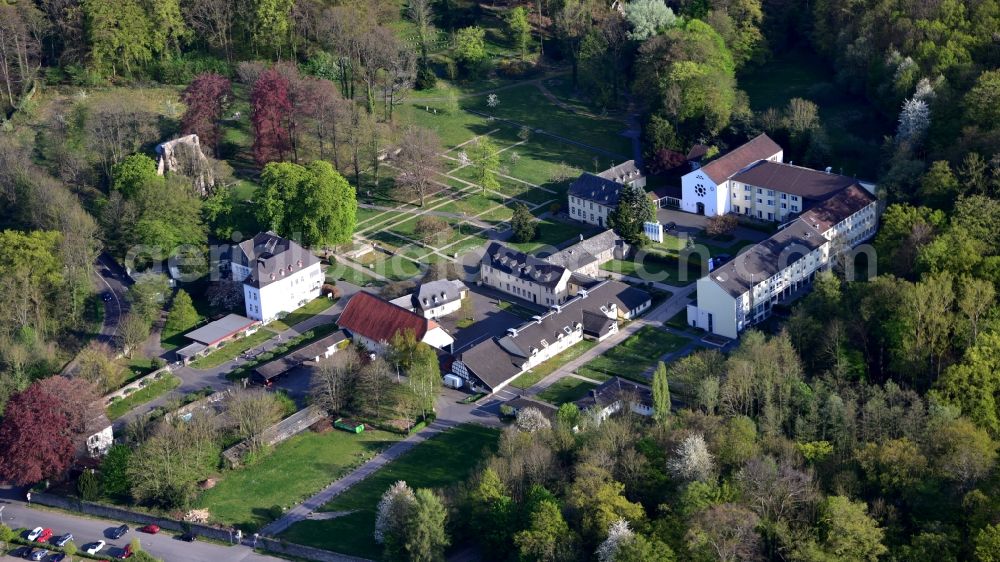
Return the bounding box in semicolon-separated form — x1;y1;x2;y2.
138;525;160;534
35;528;53;543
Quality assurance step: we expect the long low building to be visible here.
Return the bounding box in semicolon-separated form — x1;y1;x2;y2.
687;184;878;339
176;314;260;363
451;280;651;393
253;330;349;383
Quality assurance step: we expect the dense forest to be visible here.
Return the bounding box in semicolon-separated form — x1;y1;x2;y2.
1;0;999;560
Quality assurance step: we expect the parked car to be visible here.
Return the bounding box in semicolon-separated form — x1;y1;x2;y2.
664;221;677;231
102;291;113;302
25;527;44;541
85;541;106;555
179;532;197;542
36;528;53;543
50;554;66;562
138;525;160;534
8;546;31;558
54;533;74;547
109;524;129;540
29;549;50;561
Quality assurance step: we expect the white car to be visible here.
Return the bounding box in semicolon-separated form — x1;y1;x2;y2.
26;527;44;541
84;540;106;555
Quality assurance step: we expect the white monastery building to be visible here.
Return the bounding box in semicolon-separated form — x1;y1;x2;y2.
231;232;324;322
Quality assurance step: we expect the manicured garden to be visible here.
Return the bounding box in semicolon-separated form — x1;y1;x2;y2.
537;377;599;405
106;373;182;420
197;427;402;532
188;329;277;369
279;424;500;558
577;327;689;383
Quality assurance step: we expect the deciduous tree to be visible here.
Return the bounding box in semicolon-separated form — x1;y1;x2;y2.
395;126;443;207
251;68;293;165
507;7;532;60
468;137;501;195
76;342;125;393
625;0;677;41
180;73;232;157
225;388;284;454
652;361;670;427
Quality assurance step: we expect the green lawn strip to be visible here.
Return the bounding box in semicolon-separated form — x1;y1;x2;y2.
600;257;703;287
189;329;277;370
278;297;335;328
395;102;492;148
537;377;599;405
326;263;383;287
665;310;692;331
197;428;403;532
107;373;182;420
279;425;501;559
508;339;598;390
576;327;688;383
467;84;633;156
507;219;593;254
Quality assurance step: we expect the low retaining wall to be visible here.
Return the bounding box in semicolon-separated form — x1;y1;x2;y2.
31;492;373;562
103;366;172;407
257;537;372;562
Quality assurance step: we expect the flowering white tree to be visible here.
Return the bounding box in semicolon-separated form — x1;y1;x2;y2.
516;407;552;432
668;433;715;482
596;519;634;562
374;480;416;544
625;0;677;41
914;77;936;102
487;93;499;108
896;98;931;147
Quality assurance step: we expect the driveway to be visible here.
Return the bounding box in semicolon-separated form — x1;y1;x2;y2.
436;287;524;353
656;208;770;244
0;498;280;562
112;282;362;431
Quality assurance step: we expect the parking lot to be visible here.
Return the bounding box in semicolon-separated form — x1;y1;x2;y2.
435;286;527;353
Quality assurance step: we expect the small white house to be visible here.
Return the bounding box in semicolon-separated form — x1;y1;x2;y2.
390;279;469;319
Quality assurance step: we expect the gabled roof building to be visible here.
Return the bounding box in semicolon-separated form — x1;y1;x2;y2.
231;232;324;322
338;291;455;352
480;242;572;306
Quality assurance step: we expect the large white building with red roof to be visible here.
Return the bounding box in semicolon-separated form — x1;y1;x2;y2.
338;291;455;352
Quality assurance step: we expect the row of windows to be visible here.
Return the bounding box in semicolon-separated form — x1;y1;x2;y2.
569;196;599;210
733;187;800;203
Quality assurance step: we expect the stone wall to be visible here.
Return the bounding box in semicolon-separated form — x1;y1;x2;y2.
222;405;326;467
31;493;373;562
102;367;173;407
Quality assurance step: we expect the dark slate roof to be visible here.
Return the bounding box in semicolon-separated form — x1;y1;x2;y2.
505;396;559;420
482;242;568;288
254;330;348;381
698;133;782;184
338;291;437;343
708;219;826;297
414;279;467;310
545;230;623;270
457;338;522;391
568;172;624;206
498;302;587;359
731;161;858;200
582;309;616;337
597;160;644;183
574;376;653;411
185;314;258;346
234;232;321;289
799;184;876;232
582;280;651;314
650;184;682;200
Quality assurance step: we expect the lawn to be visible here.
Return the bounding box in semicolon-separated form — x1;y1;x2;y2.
189;329;277;370
267;297;335;332
327;263;383;287
508;339;598;390
537;377;599;405
280;424;500;559
106;373;182;420
197;428;402;532
577;327;689;383
507;219;594;254
600;256;703;287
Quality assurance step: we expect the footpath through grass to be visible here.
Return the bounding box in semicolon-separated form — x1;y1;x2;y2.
197;428;402;532
189;329;276;370
280;424;500;559
577;327;689;383
106;373;182;420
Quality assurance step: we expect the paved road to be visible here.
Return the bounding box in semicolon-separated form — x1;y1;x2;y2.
0;498;279;562
94;253;131;347
111;282;362;432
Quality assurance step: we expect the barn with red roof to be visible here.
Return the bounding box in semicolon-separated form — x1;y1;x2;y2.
337;291;455;352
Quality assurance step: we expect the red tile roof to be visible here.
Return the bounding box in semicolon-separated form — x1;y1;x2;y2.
699;133;782;184
338;291;434;343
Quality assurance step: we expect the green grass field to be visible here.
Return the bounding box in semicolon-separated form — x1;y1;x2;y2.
507;219;594;254
577;327;689;383
266;297;335;332
509;339;598;389
600;256;703;287
197;428;402;532
189;329;276;369
537;377;599;405
106;374;182;420
280;424;500;559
